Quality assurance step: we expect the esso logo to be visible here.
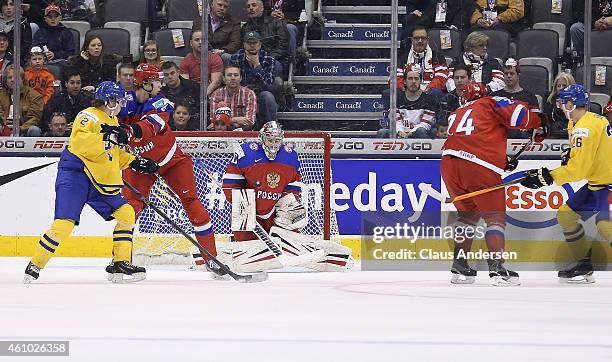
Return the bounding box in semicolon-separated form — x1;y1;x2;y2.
505;185;565;210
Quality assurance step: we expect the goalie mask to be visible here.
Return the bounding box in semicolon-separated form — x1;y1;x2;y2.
259;121;284;160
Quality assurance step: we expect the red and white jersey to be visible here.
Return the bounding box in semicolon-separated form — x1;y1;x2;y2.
443;96;541;174
118;92;181;167
223;142;301;220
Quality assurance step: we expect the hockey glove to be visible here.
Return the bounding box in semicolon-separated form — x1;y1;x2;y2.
533;125;548;143
520;168;554;189
504;155;519;172
561;148;571;166
129;157;159;175
100;124;129;145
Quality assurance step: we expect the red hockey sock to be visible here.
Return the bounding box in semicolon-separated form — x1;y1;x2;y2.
484;224;506;255
194;222;217;263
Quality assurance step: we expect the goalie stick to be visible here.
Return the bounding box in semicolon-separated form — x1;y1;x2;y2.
123;179;268;283
203;168;325;267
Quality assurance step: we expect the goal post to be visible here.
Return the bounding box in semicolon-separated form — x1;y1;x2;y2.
132;131;339;263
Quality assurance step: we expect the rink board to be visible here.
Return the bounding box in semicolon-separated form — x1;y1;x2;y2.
1;155;609;263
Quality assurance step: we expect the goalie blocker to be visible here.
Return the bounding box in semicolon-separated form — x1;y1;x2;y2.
210;189;353;273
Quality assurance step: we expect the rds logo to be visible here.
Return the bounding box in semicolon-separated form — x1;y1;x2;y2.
503;171;576;229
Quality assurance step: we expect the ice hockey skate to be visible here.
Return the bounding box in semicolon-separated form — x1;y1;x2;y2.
450;258;477;284
558;257;595;284
23;262;41;284
488;259;520;286
108;261;146;283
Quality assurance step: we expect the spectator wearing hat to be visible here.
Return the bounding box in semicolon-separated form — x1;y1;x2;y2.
210;64;257;130
25;46;55;103
491;58;539;138
32;4;75;62
229;31;278;126
0;0;33;65
242;0;289;75
179;30;224;95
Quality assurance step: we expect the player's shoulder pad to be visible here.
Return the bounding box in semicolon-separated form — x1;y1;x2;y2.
233;142;263;165
77;108;101;123
491;96;516;107
149;96;174;113
274;144;300;169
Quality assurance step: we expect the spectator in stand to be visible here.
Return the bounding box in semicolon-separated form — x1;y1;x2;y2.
470;0;525;36
0;0;32;65
210;106;232;131
179;30;223;95
161;61;200;123
230;31;278;126
264;0;305;63
42;68;92;131
210;65;257;130
378;67;439;139
491;58;539;138
404;0;475;50
43;112;70;136
138;40;164;69
67;34;116;91
0;31;12;79
543;72;576;139
0;113;10;135
25;46;54;103
193;0;242;63
570;0;612;57
32;4;75;62
438;65;472;138
170;102;199;131
117;62;135;92
27;1;99;28
0;64;43;136
448;31;504;94
242;0;289;75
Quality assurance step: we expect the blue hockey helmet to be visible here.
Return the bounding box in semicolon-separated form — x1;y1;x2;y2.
558;84;589;107
95;81;127;103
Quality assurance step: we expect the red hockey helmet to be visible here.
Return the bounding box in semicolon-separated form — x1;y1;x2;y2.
134;63;163;87
461;82;487;101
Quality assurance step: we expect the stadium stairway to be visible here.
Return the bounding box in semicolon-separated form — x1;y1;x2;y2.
278;2;404;131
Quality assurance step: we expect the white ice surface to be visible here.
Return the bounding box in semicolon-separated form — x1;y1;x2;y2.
1;257;611;362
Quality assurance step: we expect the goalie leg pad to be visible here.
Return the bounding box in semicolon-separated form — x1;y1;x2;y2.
270;226;354;272
216;239;284;273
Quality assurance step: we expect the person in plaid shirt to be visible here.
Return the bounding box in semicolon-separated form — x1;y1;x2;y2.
210;65;257;130
229;31;278;126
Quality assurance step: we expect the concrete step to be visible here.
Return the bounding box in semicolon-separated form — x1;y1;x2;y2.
322;23;402;41
307;59;390;77
292;94;384;113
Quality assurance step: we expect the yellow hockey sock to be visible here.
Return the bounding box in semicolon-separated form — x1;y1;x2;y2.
31;219;75;269
597;220;612;244
111;204;135;263
557;204;591;259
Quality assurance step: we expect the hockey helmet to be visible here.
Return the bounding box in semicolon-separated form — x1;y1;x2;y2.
259;121;284;160
461;82;487;101
134;63;164;87
558;84;589;107
95;81;127;106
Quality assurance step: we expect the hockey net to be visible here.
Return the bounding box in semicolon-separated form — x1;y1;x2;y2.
133;131;339;264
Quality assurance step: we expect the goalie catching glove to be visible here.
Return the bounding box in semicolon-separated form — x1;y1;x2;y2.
129;157;159;174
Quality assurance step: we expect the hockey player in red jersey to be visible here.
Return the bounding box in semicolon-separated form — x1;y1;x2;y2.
219;121;353;273
441;82;542;286
114;63;223;278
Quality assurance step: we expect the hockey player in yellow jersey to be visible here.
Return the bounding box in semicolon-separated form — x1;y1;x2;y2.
521;84;612;283
24;81;160;284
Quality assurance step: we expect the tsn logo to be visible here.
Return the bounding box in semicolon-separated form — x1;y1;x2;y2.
505;185;565;210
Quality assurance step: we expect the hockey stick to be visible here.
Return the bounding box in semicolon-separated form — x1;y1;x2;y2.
123;179;268;283
420;177;526;204
203;168;325;267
